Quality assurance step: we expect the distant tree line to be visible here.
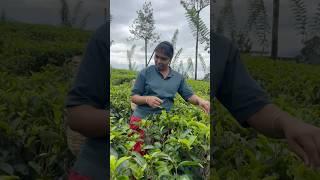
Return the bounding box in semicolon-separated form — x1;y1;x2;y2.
213;0;320;64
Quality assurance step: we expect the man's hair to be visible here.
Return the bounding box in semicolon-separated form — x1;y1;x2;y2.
154;41;174;60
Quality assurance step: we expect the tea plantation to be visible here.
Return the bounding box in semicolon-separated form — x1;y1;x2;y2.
0;22;91;179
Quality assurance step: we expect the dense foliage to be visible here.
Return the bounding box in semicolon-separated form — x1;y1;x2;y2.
0;22;91;179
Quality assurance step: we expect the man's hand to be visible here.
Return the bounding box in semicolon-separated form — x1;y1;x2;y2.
187;95;210;114
247;104;320;168
131;95;163;108
145;96;163;108
282;118;320;168
198;99;210;114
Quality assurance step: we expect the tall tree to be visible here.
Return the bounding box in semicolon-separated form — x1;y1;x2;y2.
110;14;114;47
247;0;271;55
59;0;91;29
181;0;210;80
309;3;320;38
170;29;183;70
310;3;320;37
70;0;83;25
271;0;279;59
129;1;160;67
216;0;236;41
60;0;71;26
186;57;194;79
199;53;208;77
289;1;320;63
127;44;137;71
289;0;308;43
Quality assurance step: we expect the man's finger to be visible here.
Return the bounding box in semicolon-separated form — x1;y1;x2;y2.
155;101;161;106
288;138;309;166
155;97;163;103
201;105;208;113
203;104;209;112
298;136;319;167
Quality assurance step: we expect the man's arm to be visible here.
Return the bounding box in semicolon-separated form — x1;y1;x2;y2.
246;103;288;138
131;95;148;105
187;94;200;105
247;103;320;168
66;105;108;138
64;24;108;138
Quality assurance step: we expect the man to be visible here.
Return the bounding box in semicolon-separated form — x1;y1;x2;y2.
130;41;210;154
213;33;320;169
65;24;108;179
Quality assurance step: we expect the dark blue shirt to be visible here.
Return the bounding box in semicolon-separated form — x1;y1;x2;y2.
212;33;271;127
64;24;108;179
131;65;194;118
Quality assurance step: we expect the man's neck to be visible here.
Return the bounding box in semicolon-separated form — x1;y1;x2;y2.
160;66;169;73
159;66;170;78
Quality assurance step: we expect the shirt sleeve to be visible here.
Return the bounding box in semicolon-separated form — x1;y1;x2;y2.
131;69;146;96
178;77;194;102
215;43;271;127
64;24;108;109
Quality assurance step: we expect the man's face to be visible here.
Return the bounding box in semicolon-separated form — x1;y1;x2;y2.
154;49;171;71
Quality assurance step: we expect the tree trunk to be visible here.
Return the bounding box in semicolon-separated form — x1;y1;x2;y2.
195;11;199;80
145;39;148;67
271;0;279;59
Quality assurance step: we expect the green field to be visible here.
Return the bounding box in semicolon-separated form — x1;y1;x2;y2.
0;22;92;179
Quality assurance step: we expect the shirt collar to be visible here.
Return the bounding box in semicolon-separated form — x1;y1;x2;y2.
154;65;174;78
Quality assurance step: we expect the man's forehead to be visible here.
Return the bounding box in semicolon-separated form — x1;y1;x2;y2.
155;48;167;54
155;50;170;59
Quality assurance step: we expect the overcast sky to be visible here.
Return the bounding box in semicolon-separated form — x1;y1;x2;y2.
213;0;319;57
110;0;210;79
0;0;106;30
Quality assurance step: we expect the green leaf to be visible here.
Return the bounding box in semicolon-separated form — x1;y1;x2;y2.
129;162;145;179
154;142;162;149
143;145;155;150
178;161;203;169
0;121;11;134
0;162;14;175
116;156;131;170
110;135;115;141
28;161;41;174
177;174;193;180
116;175;129;180
155;161;172;178
151;152;172;162
110;155;117;174
131;151;146;167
